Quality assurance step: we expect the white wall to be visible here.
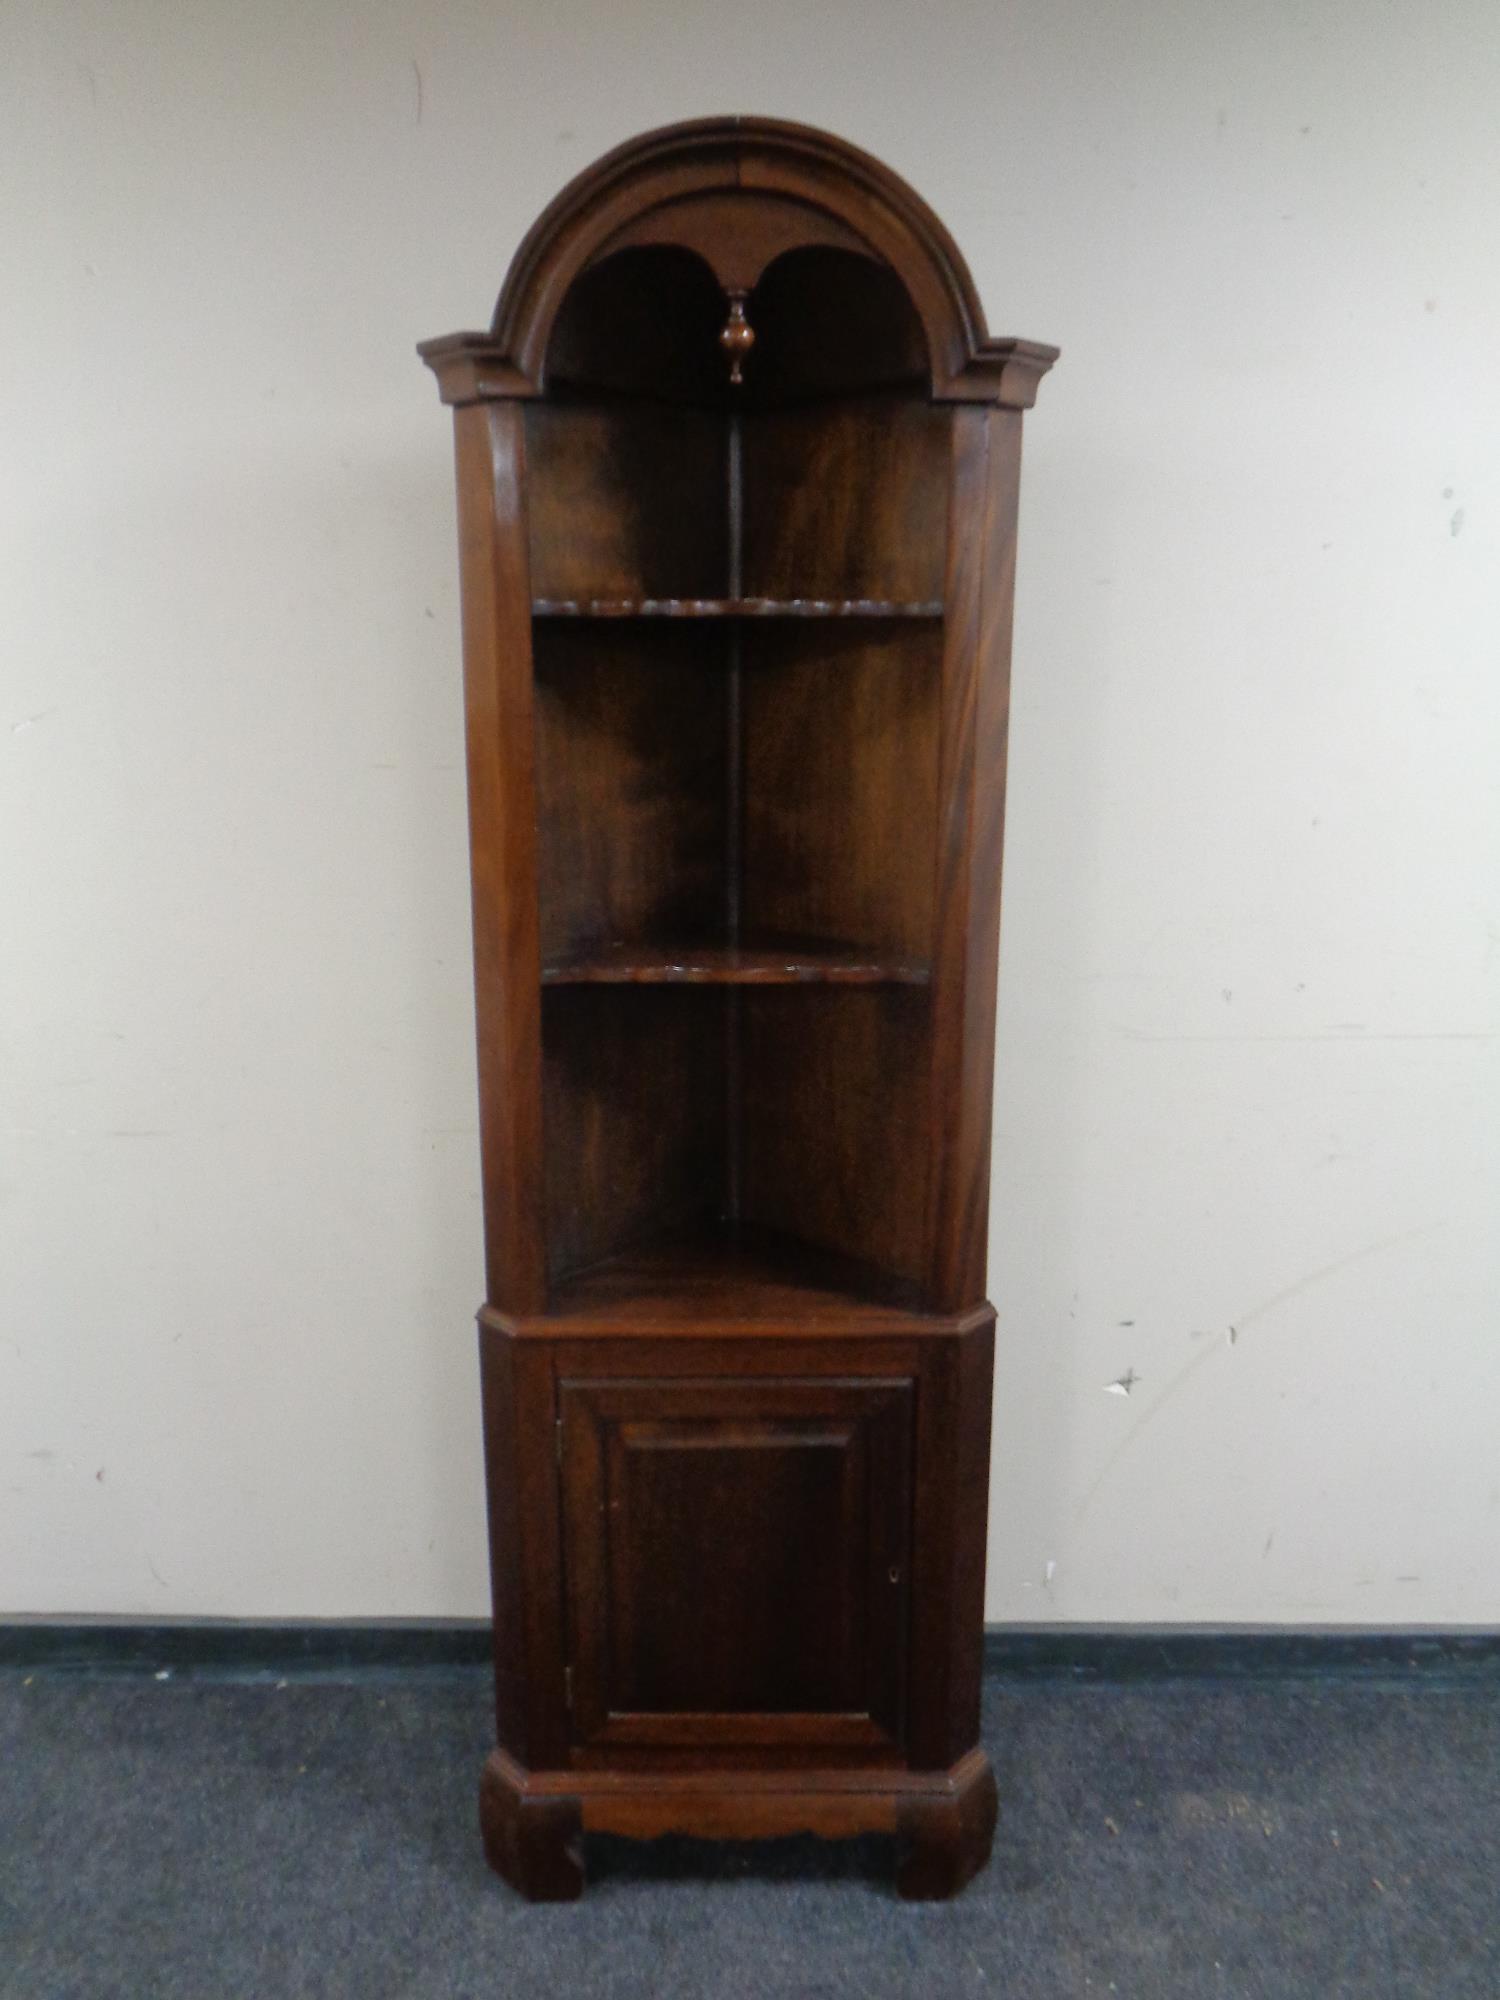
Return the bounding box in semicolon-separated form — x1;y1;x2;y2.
3;0;1496;1623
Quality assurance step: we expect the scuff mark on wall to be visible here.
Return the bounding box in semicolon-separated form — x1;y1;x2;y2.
1071;1223;1441;1525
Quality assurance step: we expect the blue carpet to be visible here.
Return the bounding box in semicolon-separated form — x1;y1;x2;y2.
1;1671;1495;1997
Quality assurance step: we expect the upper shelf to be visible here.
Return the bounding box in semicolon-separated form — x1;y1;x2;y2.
532;596;944;620
543;938;930;987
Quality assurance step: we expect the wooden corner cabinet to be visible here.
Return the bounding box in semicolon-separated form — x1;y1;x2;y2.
419;116;1056;1902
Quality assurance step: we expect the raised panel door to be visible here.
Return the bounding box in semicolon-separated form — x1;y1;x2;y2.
558;1376;913;1752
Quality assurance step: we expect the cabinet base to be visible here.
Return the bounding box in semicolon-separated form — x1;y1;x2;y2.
479;1747;997;1902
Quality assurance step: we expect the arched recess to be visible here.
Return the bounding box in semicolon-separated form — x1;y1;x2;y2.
540;239;929;407
419;117;1057;407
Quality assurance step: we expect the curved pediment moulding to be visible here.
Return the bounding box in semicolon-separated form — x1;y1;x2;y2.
419;116;1058;409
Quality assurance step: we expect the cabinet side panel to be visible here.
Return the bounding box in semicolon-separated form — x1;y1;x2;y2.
453;404;547;1312
925;409;1023;1311
479;1324;570;1768
477;1324;525;1753
906;1317;995;1767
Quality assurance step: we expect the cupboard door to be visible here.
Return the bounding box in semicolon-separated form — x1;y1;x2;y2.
558;1376;912;1752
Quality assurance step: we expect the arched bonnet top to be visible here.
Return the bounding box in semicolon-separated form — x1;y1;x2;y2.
420;116;1058;409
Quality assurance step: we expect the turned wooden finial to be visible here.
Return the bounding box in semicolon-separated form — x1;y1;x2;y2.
719;289;754;385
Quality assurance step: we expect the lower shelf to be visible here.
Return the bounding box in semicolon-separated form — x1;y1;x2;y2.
544;1219;928;1325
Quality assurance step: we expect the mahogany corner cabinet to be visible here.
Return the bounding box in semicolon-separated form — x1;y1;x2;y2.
419;116;1056;1902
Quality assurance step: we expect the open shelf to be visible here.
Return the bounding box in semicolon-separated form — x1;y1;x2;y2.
533;596;943;620
547;1219;928;1325
524;332;952;1315
542;937;930;986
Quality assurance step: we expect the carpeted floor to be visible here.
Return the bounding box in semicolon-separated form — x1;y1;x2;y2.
1;1669;1496;1998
